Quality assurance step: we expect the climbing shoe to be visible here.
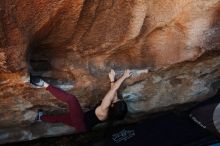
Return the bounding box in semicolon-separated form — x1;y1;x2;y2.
35;109;44;122
30;75;45;88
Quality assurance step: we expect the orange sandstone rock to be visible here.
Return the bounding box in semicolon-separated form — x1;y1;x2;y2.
0;0;219;143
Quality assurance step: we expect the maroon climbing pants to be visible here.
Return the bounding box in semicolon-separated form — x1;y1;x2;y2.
41;85;87;133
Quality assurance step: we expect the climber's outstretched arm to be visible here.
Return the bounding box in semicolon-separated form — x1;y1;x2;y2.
95;69;132;121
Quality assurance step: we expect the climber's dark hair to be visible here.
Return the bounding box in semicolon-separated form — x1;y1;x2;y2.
108;100;128;121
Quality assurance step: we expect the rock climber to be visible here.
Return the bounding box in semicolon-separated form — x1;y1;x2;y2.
30;69;132;133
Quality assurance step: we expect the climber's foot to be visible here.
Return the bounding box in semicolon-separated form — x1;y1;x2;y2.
30;75;45;88
35;109;44;122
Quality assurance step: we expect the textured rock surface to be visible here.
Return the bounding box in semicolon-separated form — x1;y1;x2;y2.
0;0;219;144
